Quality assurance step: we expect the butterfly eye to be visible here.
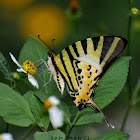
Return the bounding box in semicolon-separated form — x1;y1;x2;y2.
48;51;52;57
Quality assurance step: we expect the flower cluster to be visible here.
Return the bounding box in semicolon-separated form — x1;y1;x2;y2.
9;52;39;89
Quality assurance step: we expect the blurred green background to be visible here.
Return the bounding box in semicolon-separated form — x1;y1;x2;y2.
0;0;140;139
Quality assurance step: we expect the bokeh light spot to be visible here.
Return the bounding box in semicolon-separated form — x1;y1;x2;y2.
19;4;69;46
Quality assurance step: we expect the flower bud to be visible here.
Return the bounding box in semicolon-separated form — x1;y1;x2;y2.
131;7;139;16
67;0;82;20
11;72;20;80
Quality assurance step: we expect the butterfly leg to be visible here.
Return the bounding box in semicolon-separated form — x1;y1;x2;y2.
33;59;49;69
33;59;53;89
40;73;53;90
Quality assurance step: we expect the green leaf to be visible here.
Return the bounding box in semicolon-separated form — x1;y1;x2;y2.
94;56;132;109
34;129;65;140
75;113;104;126
0;83;35;127
24;91;50;130
94;131;129;140
59;102;71;124
0;52;11;79
34;91;49;102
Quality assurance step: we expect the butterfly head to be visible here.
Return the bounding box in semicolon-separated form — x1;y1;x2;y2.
47;51;58;75
47;51;56;66
48;51;56;58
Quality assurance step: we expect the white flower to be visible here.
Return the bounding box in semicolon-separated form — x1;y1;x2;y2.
44;96;64;129
0;133;14;140
9;52;39;89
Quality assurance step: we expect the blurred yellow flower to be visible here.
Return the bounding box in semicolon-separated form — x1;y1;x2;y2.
19;4;69;46
0;0;34;10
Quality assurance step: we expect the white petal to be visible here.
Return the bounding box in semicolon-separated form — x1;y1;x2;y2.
1;133;14;140
17;68;27;73
48;96;60;106
49;106;63;129
9;52;21;68
28;74;39;89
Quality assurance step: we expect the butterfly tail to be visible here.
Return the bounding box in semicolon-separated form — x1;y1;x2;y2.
88;99;114;129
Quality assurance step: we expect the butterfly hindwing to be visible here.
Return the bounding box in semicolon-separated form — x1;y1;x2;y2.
73;59;100;98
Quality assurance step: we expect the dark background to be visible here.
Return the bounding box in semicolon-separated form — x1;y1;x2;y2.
0;0;140;139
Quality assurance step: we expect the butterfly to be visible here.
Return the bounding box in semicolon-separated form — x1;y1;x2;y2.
46;36;127;127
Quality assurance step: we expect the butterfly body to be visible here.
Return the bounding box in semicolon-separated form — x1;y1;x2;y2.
47;36;127;126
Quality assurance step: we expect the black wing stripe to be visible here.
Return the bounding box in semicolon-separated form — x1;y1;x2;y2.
103;39;126;70
100;37;114;64
59;52;74;90
92;37;100;51
56;73;62;90
81;39;87;54
65;47;80;87
72;43;80;57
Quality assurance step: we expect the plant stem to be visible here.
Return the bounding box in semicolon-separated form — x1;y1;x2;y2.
132;78;140;101
120;0;133;131
127;15;132;100
72;19;79;40
120;104;132;131
21;125;35;140
135;98;140;104
130;0;136;7
65;111;81;140
74;20;79;40
6;123;9;132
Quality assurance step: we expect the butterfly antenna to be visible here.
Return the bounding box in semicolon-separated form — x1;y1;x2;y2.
88;99;114;129
38;35;52;50
52;39;56;50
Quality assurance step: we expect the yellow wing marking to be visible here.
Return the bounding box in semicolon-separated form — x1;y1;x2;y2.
87;38;94;54
55;52;77;91
69;45;78;58
72;60;99;101
94;36;104;64
75;41;85;56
